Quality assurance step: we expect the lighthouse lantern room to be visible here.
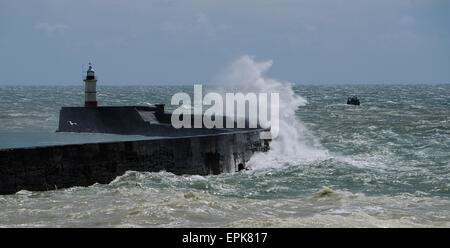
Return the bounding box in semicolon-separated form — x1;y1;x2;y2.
84;62;98;107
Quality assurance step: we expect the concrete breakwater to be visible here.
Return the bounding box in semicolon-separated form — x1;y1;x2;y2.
0;130;269;195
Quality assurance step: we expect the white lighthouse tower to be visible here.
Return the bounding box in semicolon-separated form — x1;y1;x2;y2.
84;62;98;107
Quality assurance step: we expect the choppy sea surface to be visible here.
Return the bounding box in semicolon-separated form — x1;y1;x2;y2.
0;84;449;227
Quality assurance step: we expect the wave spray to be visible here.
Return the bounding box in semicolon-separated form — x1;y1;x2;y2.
215;55;328;169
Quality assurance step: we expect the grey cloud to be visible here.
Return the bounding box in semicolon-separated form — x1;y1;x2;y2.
34;22;68;33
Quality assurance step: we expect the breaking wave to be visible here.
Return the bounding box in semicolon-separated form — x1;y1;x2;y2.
214;55;329;169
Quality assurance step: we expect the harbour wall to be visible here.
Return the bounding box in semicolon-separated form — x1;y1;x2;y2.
0;130;269;195
57;106;257;137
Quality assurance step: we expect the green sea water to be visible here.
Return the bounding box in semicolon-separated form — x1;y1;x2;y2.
0;84;448;227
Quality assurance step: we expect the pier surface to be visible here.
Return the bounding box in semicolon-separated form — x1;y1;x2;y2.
0;106;269;194
0;130;268;195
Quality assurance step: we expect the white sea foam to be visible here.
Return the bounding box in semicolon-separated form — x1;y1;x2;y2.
214;55;329;169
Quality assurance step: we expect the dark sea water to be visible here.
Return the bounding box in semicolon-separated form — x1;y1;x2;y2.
0;84;448;227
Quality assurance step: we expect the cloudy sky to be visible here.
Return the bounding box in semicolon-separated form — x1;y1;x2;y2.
0;0;449;85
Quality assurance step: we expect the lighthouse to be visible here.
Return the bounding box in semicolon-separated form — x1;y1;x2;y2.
84;62;98;107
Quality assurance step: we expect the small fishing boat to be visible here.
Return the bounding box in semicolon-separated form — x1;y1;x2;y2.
347;95;360;105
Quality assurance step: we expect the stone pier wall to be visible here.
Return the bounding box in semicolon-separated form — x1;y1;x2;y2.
0;131;269;195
